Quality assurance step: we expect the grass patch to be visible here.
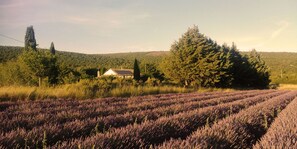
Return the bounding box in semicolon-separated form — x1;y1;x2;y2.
0;80;242;101
277;84;297;90
0;85;193;101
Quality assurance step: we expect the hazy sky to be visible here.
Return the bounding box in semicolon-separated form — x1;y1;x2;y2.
1;0;297;54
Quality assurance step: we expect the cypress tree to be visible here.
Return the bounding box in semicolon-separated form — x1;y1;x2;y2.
50;42;56;55
100;67;106;76
48;42;58;85
24;26;37;51
133;58;140;81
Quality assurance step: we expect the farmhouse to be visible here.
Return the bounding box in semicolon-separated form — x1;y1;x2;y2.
99;68;133;78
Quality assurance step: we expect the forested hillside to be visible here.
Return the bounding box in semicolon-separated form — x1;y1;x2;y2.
0;46;23;63
256;52;297;84
0;46;164;69
1;46;297;84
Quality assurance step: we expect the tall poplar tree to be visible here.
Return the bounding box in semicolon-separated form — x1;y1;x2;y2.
24;26;37;51
133;58;140;81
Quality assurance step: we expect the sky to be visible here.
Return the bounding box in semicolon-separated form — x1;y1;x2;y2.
0;0;297;54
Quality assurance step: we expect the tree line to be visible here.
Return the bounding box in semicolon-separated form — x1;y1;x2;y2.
0;25;270;88
162;26;270;88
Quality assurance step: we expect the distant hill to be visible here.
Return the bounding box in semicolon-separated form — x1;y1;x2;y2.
1;45;296;84
0;46;168;70
256;52;297;84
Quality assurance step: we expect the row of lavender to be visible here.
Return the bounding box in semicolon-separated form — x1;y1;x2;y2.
0;90;249;120
154;90;297;149
0;90;262;148
52;90;284;148
254;93;297;148
0;90;258;133
0;90;291;148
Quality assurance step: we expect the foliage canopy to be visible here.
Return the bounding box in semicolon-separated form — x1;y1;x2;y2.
19;50;58;86
162;26;270;88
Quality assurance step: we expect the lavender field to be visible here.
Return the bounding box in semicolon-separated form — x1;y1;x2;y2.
1;90;297;148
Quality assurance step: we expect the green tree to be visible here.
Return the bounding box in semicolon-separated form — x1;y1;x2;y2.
228;44;270;88
58;63;80;84
0;60;36;86
228;43;252;87
79;67;98;79
48;58;59;85
49;42;56;55
133;58;140;81
246;49;271;88
25;26;37;51
47;42;59;85
141;63;164;82
100;67;107;76
19;50;56;87
162;26;232;87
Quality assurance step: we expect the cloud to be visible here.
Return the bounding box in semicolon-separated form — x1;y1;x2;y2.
0;0;50;9
1;0;151;29
0;0;53;27
271;20;290;39
0;1;23;8
251;20;290;49
221;20;291;51
62;11;151;28
65;16;96;25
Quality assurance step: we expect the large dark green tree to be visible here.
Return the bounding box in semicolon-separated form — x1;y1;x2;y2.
162;26;270;88
228;43;250;87
228;43;270;88
162;26;232;87
25;26;37;51
133;58;141;81
246;49;270;88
